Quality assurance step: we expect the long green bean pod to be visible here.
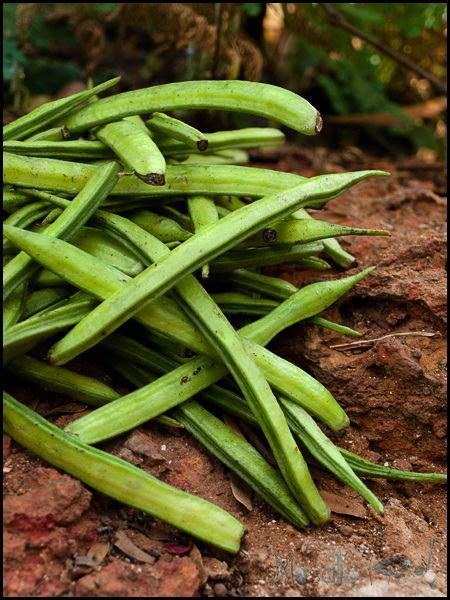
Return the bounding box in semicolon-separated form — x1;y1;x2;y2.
3;295;95;364
26;126;66;142
3;201;53;252
210;242;324;272
3;189;35;214
96;120;166;185
4;154;307;198
23;287;73;319
59;214;331;524
3;282;27;331
212;292;361;336
293;208;356;268
3;392;245;553
187;196;219;278
339;448;447;483
211;292;279;315
245;219;389;247
3;140;112;160
170;149;249;165
128;209;192;242
3;161;120;300
3;77;120;141
64;81;321;135
160;128;285;156
3;224;348;430
239;268;374;347
147;112;208;150
48;171;386;365
6;355;120;406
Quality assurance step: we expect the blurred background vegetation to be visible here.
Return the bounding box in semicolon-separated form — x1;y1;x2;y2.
3;2;447;158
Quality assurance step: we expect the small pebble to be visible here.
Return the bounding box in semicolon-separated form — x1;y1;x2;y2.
340;525;352;537
214;583;228;596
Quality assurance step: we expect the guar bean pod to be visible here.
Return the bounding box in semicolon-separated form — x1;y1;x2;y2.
128;209;192;242
4;153;306;198
187;196;219;278
147;112;208;151
96;120;166;185
64;80;322;135
22;287;73;319
3;392;245;553
3;77;120;141
3;140;112;159
160;127;285;156
210;242;324;272
3;201;53;252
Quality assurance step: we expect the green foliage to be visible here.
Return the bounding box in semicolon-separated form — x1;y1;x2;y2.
283;3;446;153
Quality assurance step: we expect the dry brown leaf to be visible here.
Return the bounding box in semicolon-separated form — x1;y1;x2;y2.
114;529;156;564
319;490;367;519
87;541;111;567
189;544;207;585
223;415;253;511
124;430;165;465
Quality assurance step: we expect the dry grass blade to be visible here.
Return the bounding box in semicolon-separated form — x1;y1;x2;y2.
223;414;254;511
329;331;436;351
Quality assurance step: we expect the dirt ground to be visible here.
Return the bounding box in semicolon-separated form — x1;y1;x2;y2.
3;146;447;597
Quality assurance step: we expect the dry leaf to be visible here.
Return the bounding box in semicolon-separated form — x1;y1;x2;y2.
223;415;253;511
189;544;207;585
319;490;367;519
114;529;156;564
124;430;165;465
85;541;111;567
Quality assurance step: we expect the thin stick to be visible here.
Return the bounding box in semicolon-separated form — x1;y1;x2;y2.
330;331;436;350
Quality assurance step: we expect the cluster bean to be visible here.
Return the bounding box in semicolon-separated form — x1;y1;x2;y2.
3;77;445;552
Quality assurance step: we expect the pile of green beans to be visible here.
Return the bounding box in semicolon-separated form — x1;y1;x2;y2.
3;77;445;553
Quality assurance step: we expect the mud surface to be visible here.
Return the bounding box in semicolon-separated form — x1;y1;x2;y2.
3;147;447;597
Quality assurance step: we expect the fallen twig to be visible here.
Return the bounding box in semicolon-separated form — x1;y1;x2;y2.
330;331;437;351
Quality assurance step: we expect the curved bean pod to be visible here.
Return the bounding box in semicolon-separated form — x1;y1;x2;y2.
3;77;120;141
240;267;374;346
210;242;324;272
3;392;245;553
160;127;285;156
187;196;219;278
96;120;166;185
3;153;304;197
3;140;112;159
246;219;390;247
64;80;321;135
147;112;208;150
